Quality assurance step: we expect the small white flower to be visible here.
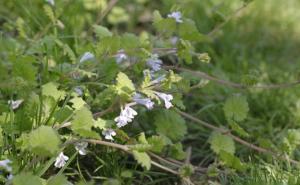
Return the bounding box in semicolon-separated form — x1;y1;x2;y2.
0;159;12;172
8;100;23;110
167;11;183;23
74;87;83;96
115;50;128;64
146;54;162;71
102;129;116;140
46;0;55;6
7;174;13;180
170;36;178;45
79;52;95;63
133;94;154;110
155;92;173;109
54;152;69;168
115;105;138;128
75;142;88;155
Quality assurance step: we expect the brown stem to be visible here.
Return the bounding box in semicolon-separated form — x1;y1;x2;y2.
177;110;300;166
165;66;300;90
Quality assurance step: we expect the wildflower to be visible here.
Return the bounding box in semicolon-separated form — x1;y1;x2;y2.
75;142;88;155
102;129;116;140
46;0;55;6
133;94;154;110
7;174;13;181
0;159;12;172
115;105;137;128
170;36;178;45
155;92;173;109
74;87;83;96
150;75;166;85
115;50;128;64
54;152;69;168
8;99;23;110
79;52;95;63
146;54;162;71
167;11;183;23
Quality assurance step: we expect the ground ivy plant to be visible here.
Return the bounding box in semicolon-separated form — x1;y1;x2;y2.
0;1;208;184
2;0;298;184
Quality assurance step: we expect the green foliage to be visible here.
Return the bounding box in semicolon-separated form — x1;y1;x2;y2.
115;72;135;99
93;25;113;39
23;126;60;156
13;173;45;185
224;95;249;122
42;82;66;101
132;151;151;170
219;151;247;171
209;131;235;155
154;110;187;141
71;107;99;138
2;0;300;184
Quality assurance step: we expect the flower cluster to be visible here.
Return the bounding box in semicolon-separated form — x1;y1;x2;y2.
146;54;163;72
114;105;138;128
8;99;23;110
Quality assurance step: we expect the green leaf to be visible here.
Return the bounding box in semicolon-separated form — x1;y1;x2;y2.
154;110;187;141
121;33;140;50
177;39;193;64
209;132;235;155
169;142;186;160
96;36;120;56
71;107;99;138
287;129;300;146
153;10;162;23
54;106;73;123
93;25;112;39
12;56;37;83
47;175;69;185
229;121;249;137
138;132;148;144
148;135;166;153
69;97;86;110
224;95;249;122
13;173;45;185
179;164;194;178
219;151;247;171
55;39;76;63
132;150;151;170
42;82;66;101
115;72;135;98
27;126;61;156
154;18;176;37
179;19;205;41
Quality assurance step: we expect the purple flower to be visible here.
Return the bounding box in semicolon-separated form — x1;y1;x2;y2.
102;129;116;140
115;50;128;64
79;52;95;63
54;152;69;168
146;54;162;71
155;92;173;109
133;94;154;110
115;105;138;128
167;11;183;23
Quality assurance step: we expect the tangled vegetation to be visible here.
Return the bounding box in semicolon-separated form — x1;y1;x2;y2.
1;0;300;184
